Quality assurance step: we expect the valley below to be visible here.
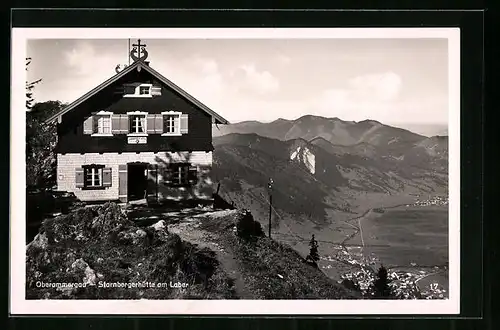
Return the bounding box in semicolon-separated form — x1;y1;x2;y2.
212;115;450;298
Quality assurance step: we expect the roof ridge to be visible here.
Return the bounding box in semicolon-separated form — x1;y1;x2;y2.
45;61;229;125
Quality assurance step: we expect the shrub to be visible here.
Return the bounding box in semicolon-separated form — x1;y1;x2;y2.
236;209;264;239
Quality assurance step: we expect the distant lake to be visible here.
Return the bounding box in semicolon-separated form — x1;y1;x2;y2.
361;206;448;268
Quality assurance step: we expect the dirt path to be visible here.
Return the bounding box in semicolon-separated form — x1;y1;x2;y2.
167;213;254;299
358;217;365;250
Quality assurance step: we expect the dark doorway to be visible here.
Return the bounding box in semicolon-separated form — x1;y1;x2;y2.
128;163;148;201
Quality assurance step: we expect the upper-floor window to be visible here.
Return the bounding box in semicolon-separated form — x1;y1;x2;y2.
83;111;187;137
86;111;113;136
139;85;151;95
95;115;111;134
129;114;146;134
123;83;154;98
164;114;179;134
161;111;183;136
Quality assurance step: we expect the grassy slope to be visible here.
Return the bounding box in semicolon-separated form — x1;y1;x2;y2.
197;211;359;299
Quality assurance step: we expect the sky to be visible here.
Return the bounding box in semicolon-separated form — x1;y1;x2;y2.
27;38;449;125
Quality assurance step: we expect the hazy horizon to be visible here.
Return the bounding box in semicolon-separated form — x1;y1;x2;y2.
218;115;448;137
28;38;449;125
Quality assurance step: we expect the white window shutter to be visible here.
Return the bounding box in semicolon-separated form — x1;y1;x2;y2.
151;86;162;96
102;168;112;187
75;168;84;187
83;116;93;134
111;115;121;134
180;114;189;134
146;114;156;133
174;116;180;134
118;165;128;202
120;115;129;133
154;114;163;133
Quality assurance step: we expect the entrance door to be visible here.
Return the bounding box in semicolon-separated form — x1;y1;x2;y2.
128;163;148;201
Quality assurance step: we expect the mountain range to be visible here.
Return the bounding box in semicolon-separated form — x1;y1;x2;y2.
211;115;448;238
212;115;448;142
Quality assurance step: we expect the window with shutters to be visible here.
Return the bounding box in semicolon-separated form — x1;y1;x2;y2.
127;111;148;136
86;167;102;187
164;114;179;134
161;111;187;136
88;111;113;136
164;163;198;186
123;83;154;98
139;85;151;95
96;115;111;134
78;165;112;190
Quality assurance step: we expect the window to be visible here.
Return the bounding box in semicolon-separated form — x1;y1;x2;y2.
164;115;178;134
164;163;198;186
76;166;111;189
129;114;146;134
85;167;103;187
161;112;182;135
123;84;153;98
86;111;113;136
95;115;111;134
172;164;189;185
139;85;151;95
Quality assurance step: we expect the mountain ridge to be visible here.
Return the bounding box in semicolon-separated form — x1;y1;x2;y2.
213;115;429;149
219;116;448;138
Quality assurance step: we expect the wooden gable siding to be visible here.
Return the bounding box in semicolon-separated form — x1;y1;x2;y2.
56;69;214;154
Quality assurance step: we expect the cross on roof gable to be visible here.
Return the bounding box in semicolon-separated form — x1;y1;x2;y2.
45;60;229;125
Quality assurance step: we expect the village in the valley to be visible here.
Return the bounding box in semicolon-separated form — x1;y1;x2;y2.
411;195;449;207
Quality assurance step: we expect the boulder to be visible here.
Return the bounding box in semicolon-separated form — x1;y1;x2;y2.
117;228;148;245
150;220;166;231
71;258;97;286
27;232;48;250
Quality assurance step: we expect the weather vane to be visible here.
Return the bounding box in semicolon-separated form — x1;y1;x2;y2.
115;39;149;73
115;64;128;74
130;39;149;62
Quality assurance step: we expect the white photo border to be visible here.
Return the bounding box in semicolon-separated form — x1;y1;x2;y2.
10;27;460;315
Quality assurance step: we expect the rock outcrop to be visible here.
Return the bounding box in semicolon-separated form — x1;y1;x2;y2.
26;202;235;300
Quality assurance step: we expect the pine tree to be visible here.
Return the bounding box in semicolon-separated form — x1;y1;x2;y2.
372;265;392;298
306;234;320;266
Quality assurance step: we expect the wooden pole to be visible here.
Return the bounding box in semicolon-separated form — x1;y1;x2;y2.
128;39;131;65
268;178;273;238
268;193;272;238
